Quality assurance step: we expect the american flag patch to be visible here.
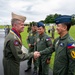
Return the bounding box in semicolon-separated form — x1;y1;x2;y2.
67;43;75;49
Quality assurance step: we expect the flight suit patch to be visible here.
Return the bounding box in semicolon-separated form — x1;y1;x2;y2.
14;40;19;46
67;43;75;49
59;43;64;47
71;50;75;58
46;37;50;41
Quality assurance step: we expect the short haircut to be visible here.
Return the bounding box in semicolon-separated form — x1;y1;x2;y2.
62;22;71;31
11;19;20;26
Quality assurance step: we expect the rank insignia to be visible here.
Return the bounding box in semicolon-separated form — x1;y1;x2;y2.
71;50;75;58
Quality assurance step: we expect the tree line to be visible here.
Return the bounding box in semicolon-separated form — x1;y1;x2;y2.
40;13;75;25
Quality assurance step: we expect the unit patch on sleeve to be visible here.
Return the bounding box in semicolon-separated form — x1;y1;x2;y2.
14;40;19;46
71;50;75;58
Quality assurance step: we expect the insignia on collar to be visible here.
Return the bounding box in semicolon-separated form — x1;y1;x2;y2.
14;40;19;46
71;50;75;58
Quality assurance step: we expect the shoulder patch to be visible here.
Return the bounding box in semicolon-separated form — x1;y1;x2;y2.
67;43;75;49
14;40;19;46
46;37;51;41
71;50;75;58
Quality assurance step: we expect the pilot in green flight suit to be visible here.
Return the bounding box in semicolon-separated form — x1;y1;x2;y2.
25;23;38;74
34;22;52;75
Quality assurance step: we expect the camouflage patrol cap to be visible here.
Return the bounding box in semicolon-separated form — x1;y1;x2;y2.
12;12;26;22
55;15;72;24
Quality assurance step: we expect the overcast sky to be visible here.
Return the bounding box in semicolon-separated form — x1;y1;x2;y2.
0;0;75;25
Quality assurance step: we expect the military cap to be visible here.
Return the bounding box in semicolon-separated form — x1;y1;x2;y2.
12;12;26;22
37;22;44;27
55;15;72;24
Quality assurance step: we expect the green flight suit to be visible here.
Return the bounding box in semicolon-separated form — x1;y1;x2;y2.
35;33;52;75
53;33;75;75
39;33;75;75
3;30;33;75
27;31;38;71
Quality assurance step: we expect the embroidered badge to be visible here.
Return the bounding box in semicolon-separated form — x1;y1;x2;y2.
14;40;19;46
46;37;50;41
60;42;64;47
71;50;75;58
67;43;75;49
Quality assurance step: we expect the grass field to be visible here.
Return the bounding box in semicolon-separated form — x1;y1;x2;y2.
21;25;75;69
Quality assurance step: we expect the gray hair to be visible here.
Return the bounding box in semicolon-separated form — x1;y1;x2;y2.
11;19;20;26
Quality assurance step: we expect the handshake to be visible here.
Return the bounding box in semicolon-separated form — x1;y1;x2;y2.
33;51;41;59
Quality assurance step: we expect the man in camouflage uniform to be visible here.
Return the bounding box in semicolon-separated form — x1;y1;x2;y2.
39;15;75;75
3;12;40;75
34;22;52;75
25;22;38;74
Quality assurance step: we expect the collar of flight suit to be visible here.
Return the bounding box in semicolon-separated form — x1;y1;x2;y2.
39;32;45;39
11;27;21;39
59;33;69;40
10;28;22;44
32;30;37;35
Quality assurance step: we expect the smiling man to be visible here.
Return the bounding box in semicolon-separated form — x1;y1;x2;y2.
3;12;40;75
52;15;75;75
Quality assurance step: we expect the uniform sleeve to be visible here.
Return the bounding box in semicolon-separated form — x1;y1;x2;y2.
67;42;75;75
34;42;37;51
10;39;33;61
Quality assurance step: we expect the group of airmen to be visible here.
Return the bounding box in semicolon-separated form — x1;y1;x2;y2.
3;12;75;75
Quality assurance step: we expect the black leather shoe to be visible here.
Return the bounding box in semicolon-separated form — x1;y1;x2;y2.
25;67;31;72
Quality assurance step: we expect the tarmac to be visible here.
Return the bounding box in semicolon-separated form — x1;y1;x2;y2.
0;29;53;75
